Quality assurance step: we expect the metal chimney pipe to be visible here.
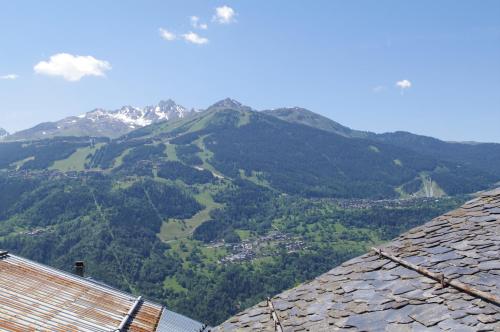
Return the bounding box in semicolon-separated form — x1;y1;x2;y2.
74;261;85;277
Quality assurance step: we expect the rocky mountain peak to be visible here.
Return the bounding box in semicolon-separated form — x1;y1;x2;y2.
7;99;192;140
158;99;178;108
79;99;190;127
209;98;246;110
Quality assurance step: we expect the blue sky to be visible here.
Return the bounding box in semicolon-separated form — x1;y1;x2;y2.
1;1;499;142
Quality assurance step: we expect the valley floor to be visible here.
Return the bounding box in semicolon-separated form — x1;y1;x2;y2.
0;171;465;325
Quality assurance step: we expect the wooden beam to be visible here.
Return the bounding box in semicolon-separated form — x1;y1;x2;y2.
267;297;284;332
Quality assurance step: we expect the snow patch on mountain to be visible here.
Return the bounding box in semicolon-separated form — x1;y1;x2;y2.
78;99;189;127
7;99;192;140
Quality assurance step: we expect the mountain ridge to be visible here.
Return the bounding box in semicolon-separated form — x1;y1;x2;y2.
261;105;500;178
6;99;192;141
2;98;500;198
0;98;496;327
85;101;498;198
263;107;370;138
5;97;499;146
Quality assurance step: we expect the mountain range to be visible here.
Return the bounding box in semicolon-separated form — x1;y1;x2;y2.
4;99;191;141
0;97;498;325
2;98;499;199
264;106;500;179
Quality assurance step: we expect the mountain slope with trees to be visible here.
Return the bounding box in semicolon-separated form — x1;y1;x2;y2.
263;107;500;181
0;99;497;325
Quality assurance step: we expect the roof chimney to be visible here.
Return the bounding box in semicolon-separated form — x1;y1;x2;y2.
74;261;85;277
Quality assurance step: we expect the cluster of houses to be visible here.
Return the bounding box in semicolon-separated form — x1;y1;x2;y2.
216;231;306;264
325;196;441;210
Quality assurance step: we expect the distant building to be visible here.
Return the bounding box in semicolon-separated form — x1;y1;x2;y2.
215;189;500;331
0;251;210;332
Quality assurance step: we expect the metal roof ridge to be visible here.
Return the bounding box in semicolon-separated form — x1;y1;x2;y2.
5;254;140;303
1;251;210;332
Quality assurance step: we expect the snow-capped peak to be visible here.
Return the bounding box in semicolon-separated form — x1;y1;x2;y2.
7;99;193;140
78;100;190;127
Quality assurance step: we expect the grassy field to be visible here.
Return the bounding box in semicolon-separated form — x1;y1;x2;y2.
168;238;227;264
158;186;224;242
238;169;270;188
112;148;132;169
235;229;252;240
165;143;180;161
237;110;251;127
163;276;187;292
193;136;226;179
186;111;216;133
50;144;103;171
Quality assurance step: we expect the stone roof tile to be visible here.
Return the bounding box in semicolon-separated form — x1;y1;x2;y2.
213;189;500;331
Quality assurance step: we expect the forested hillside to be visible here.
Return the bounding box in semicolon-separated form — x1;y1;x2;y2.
372;131;500;178
264;108;500;181
0;171;464;325
0;100;497;325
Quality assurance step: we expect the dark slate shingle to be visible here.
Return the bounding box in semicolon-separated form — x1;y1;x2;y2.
214;188;500;331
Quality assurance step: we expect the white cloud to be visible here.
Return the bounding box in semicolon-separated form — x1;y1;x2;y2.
34;53;111;82
190;16;208;30
372;85;386;93
396;79;412;90
182;32;209;45
190;16;200;27
0;74;19;80
159;28;176;41
213;5;236;24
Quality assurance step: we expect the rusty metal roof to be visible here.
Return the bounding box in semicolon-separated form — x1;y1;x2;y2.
214;188;500;331
0;252;204;332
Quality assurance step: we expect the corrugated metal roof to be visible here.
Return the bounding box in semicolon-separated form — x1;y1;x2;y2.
0;252;206;332
214;188;500;331
156;309;210;332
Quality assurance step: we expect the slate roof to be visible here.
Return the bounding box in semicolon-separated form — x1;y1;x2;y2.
0;252;208;332
214;189;500;331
